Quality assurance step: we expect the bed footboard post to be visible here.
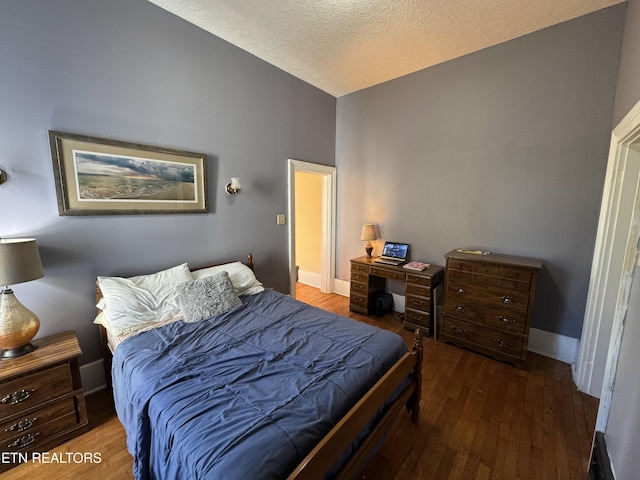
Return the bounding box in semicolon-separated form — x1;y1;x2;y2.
247;253;254;271
409;328;423;423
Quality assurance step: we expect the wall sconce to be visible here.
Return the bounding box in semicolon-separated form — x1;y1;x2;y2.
226;177;241;196
360;223;377;258
0;170;6;185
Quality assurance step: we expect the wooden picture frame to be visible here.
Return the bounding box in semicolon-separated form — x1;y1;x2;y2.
49;131;208;216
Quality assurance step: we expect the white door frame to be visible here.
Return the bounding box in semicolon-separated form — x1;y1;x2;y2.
287;159;337;298
575;99;640;431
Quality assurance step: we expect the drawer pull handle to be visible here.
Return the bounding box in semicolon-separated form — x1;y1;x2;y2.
494;339;514;348
351;297;363;304
7;432;38;449
454;305;467;313
1;389;35;405
409;299;426;306
498;316;516;324
452;326;466;334
353;284;364;291
499;295;518;305
5;417;37;433
454;286;469;294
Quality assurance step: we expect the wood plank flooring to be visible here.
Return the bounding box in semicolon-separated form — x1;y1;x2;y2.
3;284;598;480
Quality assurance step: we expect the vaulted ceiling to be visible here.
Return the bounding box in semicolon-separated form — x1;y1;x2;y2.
148;0;624;97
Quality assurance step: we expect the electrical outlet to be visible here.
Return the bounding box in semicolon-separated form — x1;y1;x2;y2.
276;214;286;225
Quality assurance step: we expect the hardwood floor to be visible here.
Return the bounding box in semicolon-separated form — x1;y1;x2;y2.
3;284;598;480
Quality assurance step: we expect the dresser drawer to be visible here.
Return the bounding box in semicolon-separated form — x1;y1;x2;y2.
442;316;524;357
448;259;473;272
369;266;405;281
3;410;79;453
500;266;532;282
0;364;72;418
443;298;528;334
0;397;76;443
445;282;529;312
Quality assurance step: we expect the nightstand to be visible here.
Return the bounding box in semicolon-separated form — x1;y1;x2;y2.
0;331;89;471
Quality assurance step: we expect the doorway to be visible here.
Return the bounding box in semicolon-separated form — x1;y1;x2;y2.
287;159;337;299
575;99;640;431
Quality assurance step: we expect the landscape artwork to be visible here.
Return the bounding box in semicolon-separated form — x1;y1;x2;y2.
73;150;196;203
49;130;208;215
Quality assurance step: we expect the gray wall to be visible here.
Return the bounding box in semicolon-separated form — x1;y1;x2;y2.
335;5;625;339
605;0;640;477
0;0;336;364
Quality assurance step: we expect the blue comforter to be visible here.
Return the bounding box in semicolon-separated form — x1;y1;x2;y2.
112;289;408;480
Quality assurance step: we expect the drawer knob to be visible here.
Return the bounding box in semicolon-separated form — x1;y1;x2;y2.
494;339;514;348
454;286;469;294
1;389;35;405
454;305;467;313
497;316;516;324
452;326;466;334
5;417;37;433
499;295;518;305
7;432;38;449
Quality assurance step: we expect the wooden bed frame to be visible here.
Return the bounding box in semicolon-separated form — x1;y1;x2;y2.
95;253;423;480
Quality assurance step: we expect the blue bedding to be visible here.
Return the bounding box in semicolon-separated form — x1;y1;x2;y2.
112;289;408;480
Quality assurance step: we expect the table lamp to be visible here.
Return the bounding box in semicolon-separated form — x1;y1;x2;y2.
360;224;376;257
0;238;44;359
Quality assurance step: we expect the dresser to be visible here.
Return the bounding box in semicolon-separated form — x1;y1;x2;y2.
350;256;443;336
440;250;542;367
0;331;88;471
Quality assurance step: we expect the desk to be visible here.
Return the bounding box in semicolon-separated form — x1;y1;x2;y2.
349;256;443;336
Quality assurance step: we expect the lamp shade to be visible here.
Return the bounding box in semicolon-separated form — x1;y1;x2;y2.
0;238;44;287
360;224;376;241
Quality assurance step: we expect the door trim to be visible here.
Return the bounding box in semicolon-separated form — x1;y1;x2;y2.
287;159;337;298
575;98;640;426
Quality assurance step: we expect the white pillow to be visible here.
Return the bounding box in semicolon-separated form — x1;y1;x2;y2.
192;261;264;296
97;263;192;336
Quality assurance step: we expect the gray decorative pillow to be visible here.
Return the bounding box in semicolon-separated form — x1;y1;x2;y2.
176;271;243;323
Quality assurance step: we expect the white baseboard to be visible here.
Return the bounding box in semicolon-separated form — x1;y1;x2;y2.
334;278;350;296
298;270;321;289
528;327;578;365
80;359;107;395
333;278;577;364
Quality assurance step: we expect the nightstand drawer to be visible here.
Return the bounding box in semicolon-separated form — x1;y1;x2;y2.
0;396;76;443
0;364;72;418
4;410;79;453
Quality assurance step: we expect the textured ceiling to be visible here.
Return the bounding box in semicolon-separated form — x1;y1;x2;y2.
147;0;624;97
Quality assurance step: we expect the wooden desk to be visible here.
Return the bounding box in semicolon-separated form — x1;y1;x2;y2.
349;256;443;336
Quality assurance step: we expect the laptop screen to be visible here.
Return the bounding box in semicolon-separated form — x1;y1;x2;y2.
381;242;409;260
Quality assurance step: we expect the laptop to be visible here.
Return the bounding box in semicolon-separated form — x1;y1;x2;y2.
374;242;410;266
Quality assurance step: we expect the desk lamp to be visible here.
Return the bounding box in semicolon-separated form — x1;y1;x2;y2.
0;238;44;359
360;224;376;258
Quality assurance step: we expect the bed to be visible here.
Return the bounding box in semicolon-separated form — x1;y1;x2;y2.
95;254;423;480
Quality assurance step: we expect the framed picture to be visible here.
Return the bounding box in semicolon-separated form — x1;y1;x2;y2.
49;131;208;216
